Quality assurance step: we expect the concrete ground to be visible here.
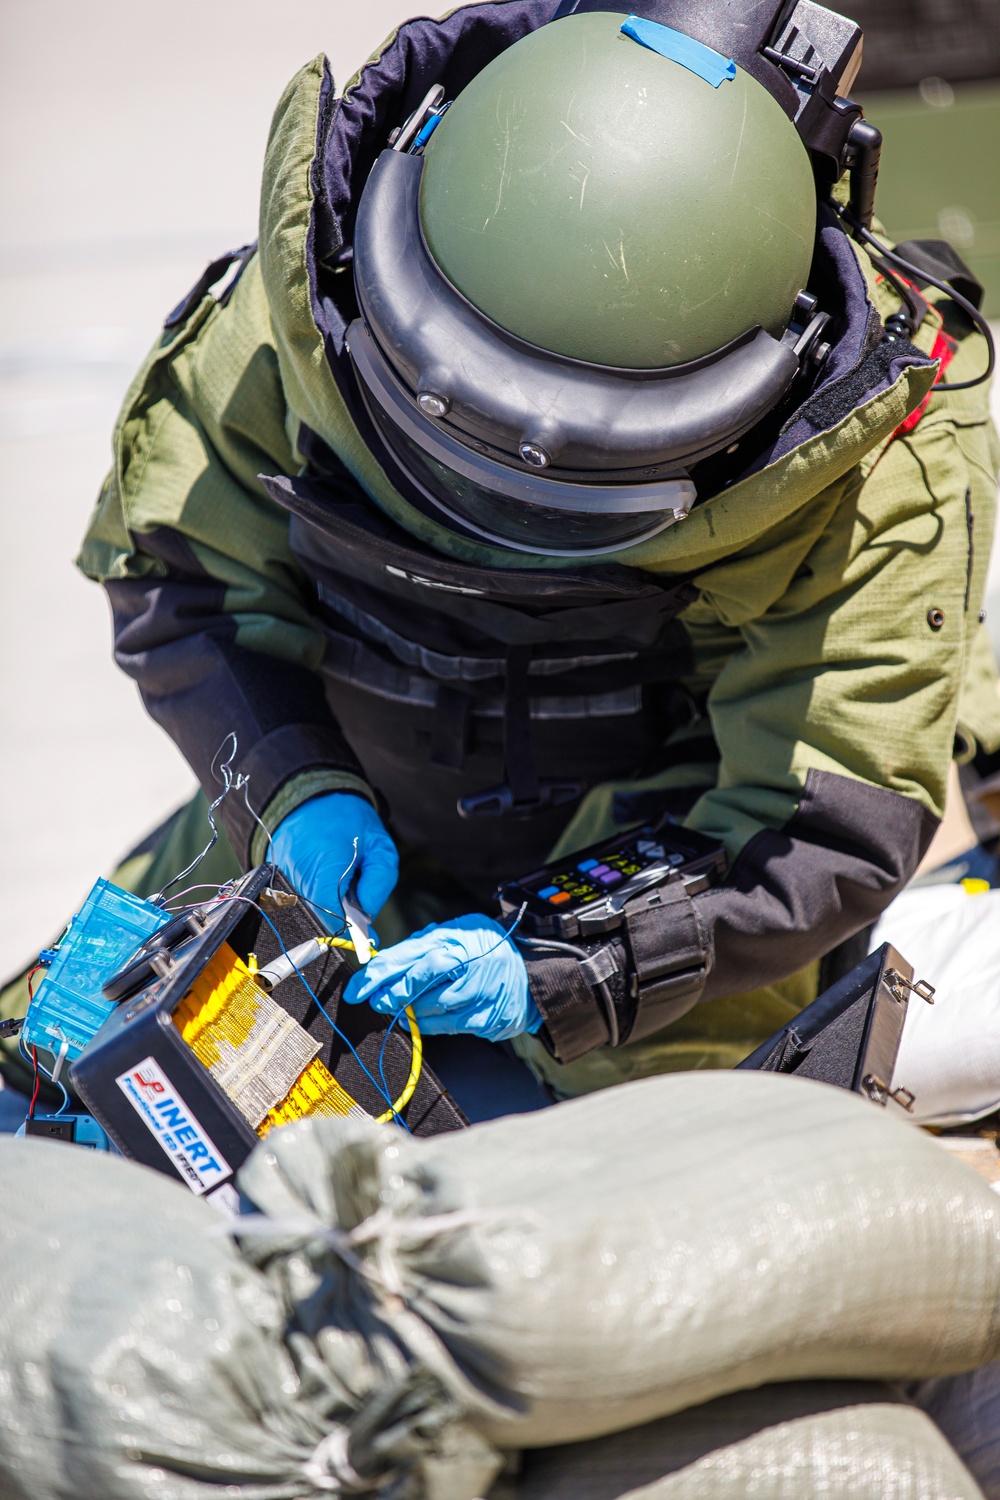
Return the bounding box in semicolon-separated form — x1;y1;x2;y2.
1;5;1000;1133
0;0;423;986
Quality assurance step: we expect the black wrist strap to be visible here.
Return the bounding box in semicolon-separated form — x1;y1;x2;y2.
523;952;611;1064
522;879;709;1064
624;881;708;1043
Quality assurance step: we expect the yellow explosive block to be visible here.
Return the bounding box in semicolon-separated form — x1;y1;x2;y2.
174;943;322;1128
259;1056;369;1136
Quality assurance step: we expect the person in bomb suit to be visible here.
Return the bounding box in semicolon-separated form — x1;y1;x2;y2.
59;0;1000;1100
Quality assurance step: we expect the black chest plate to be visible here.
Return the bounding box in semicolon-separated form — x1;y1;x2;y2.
261;468;704;888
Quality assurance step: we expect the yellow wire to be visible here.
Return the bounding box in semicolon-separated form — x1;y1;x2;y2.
317;937;423;1122
376;1007;423;1123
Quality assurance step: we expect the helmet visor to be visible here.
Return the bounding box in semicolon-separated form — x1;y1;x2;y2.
349;320;695;558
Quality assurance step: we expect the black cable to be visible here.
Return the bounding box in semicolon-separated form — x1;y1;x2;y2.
516;936;591;961
838;206;995;393
866;254;928;338
516;934;621;1047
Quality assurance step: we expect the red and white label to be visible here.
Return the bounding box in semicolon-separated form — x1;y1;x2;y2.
115;1056;232;1195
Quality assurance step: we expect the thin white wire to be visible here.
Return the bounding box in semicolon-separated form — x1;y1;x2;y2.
153;735;238;903
153;733;276;904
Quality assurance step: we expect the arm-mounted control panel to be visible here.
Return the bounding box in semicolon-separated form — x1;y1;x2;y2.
497;820;726;941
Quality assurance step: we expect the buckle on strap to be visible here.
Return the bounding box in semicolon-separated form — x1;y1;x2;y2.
458;643;582;819
458;779;582;819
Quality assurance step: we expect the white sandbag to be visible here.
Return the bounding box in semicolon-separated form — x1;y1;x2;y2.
509;1382;985;1499
871;886;1000;1125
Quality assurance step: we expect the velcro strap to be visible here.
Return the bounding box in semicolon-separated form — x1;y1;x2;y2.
626;882;703;977
523;954;610;1065
579;946;619;988
625;881;707;1042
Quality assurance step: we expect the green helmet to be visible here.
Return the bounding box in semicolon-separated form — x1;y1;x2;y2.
420;11;815;371
349;5;857;556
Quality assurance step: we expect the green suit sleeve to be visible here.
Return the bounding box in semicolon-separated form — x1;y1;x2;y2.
76;255;375;863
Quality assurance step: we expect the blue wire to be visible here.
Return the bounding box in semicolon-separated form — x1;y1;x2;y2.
223;895;397;1114
373;909;527;1121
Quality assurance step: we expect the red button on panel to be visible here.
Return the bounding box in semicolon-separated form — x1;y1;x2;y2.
548;891;572;905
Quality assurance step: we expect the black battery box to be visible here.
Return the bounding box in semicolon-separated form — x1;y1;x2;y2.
69;865;466;1211
737;942;932;1109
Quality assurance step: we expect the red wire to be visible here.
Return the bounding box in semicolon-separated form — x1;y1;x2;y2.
28;1047;41;1120
25;966;45;1120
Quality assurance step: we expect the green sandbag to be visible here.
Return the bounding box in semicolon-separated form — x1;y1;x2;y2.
237;1072;1000;1449
3;1071;1000;1500
0;1139;312;1500
508;1383;985;1499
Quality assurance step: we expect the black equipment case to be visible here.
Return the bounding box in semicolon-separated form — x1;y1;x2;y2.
738;942;932;1110
70;866;465;1210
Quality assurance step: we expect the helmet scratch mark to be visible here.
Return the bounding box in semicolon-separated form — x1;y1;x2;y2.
561;117;593;149
729;92;749;186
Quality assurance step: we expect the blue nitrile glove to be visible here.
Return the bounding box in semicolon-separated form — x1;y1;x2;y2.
343;915;542;1041
271;793;398;931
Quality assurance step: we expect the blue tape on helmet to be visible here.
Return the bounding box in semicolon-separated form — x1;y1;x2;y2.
620;16;737;88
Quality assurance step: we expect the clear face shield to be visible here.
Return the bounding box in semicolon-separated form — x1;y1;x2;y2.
348;318;697;557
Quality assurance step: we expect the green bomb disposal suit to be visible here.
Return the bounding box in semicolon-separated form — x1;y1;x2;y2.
73;5;1000;1098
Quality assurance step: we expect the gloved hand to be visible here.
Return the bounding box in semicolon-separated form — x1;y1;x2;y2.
271;793;398;932
343;915;542;1041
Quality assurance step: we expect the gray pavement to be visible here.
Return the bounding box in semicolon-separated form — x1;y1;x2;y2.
0;0;422;980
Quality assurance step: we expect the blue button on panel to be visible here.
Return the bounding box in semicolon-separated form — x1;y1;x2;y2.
578;859;599;872
538;885;561;899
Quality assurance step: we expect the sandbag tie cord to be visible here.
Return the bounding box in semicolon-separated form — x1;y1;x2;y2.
304;1425;381;1493
223;1205;522;1299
